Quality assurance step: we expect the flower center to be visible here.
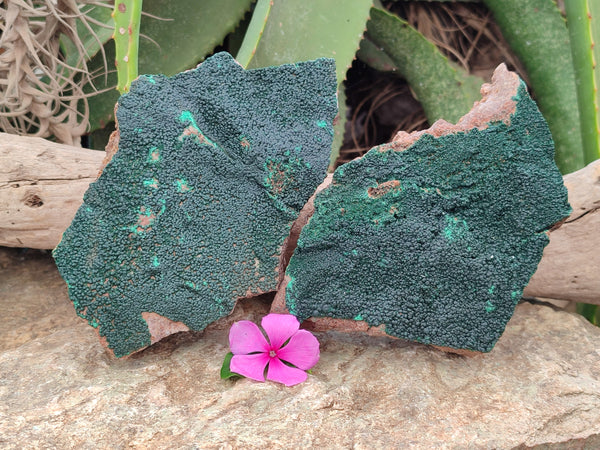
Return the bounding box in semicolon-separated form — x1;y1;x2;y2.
269;350;277;358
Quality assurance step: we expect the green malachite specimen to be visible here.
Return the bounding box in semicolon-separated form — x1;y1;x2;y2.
282;65;571;353
53;52;337;357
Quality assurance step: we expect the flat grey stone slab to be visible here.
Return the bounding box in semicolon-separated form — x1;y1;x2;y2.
1;248;599;448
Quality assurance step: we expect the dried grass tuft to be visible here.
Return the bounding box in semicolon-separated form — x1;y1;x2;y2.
0;0;111;145
399;1;526;81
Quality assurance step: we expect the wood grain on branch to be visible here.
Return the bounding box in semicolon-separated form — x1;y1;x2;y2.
523;159;600;304
0;133;105;250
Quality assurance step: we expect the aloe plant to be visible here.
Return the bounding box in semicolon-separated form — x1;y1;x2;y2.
235;0;273;69
85;0;253;132
77;0;597;175
112;0;143;94
483;0;584;174
565;0;600;165
362;7;484;125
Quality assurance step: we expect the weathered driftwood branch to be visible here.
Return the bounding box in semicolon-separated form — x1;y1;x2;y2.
0;133;105;250
523;159;600;304
0;131;598;304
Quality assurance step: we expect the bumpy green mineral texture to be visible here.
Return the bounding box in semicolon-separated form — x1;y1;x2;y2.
284;70;571;353
53;52;337;357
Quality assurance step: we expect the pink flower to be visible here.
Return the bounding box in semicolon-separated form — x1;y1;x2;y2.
229;314;320;386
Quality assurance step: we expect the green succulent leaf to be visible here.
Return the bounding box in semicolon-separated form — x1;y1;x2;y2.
330;85;348;170
483;0;584;174
592;1;600;134
365;7;484;125
235;0;273;68
565;0;600;166
113;0;143;94
243;0;373;85
577;303;600;326
356;37;398;73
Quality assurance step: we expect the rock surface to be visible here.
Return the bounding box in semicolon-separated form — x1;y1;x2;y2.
52;52;338;357
278;64;571;353
2;247;600;449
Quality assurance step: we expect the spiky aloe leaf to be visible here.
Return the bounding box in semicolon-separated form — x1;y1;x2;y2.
86;0;253;130
565;0;600;165
592;1;600;133
356;37;398;73
235;0;273;69
365;8;484;125
330;85;348;170
483;0;584;174
242;0;372;85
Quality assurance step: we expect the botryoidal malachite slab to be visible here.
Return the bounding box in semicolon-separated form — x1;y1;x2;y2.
282;64;571;353
53;52;337;357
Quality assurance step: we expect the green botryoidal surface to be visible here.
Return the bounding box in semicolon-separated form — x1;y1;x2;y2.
53;52;337;357
284;81;571;353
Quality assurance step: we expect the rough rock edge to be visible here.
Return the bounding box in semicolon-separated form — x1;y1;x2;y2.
274;173;334;303
100;130;119;176
379;63;520;153
272;63;535;356
140;312;190;345
98;102;121;176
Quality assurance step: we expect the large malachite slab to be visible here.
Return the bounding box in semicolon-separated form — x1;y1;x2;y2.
53;52;337;357
280;64;571;353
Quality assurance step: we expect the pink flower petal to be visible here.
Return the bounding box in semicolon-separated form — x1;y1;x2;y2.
261;314;300;350
229;320;269;355
266;357;308;386
276;329;320;370
230;353;270;382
